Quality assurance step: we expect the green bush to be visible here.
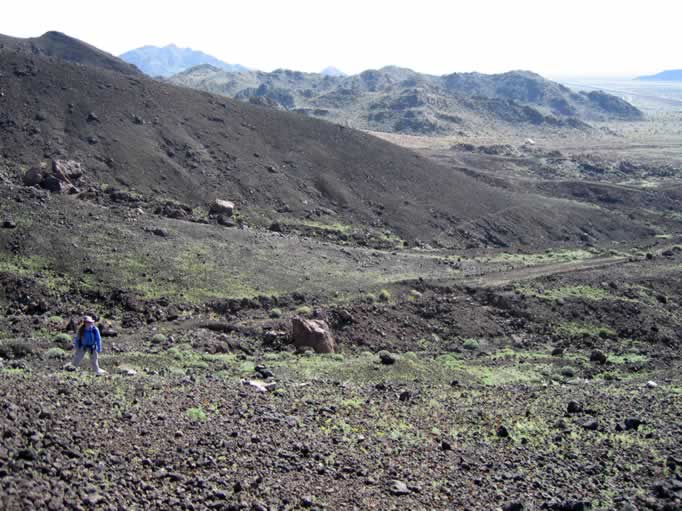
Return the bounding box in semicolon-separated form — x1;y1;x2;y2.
54;333;72;345
559;366;576;378
463;339;480;351
378;289;391;302
186;407;207;421
46;347;67;360
270;308;283;319
151;333;167;344
0;340;34;359
366;293;377;304
295;306;312;316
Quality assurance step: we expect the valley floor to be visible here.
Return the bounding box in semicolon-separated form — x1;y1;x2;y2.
1;239;681;510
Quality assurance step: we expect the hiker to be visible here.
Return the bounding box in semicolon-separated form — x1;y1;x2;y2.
71;315;105;375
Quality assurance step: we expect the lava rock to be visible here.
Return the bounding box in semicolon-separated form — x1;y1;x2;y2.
589;350;607;364
2;219;16;229
23;167;45;186
379;351;397;365
624;417;643;431
567;401;582;414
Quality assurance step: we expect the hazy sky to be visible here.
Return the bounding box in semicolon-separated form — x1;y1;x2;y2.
2;0;680;77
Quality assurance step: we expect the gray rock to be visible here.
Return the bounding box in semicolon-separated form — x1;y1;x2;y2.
581;419;599;431
209;199;235;216
52;159;83;181
389;480;409;496
23;167;45;187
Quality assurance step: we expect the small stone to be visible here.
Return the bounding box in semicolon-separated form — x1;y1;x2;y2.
581;419;598;431
2;219;16;229
87;112;99;122
503;503;525;511
379;351;397;365
551;347;564;356
440;440;452;451
16;448;38;461
399;390;412;402
624;418;643;431
389;480;409;496
590;350;607;364
567;401;582;414
646;380;658;388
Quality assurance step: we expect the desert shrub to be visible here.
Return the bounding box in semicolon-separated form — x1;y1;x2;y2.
295;306;312;316
48;315;64;324
366;293;377;304
151;333;167;344
463;339;480;351
559;366;576;378
378;289;391;302
46;347;67;359
186;407;207;421
0;340;34;359
54;333;72;345
270;308;283;319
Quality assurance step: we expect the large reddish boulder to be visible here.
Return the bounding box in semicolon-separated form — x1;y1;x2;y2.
291;317;336;353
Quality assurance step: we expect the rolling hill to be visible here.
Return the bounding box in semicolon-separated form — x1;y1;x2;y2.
167;65;643;135
0;32;654;252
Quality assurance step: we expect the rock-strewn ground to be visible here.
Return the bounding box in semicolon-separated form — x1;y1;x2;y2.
1;248;681;511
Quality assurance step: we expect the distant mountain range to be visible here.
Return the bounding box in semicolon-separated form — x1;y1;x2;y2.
636;69;682;81
320;66;347;77
119;44;248;77
167;65;643;135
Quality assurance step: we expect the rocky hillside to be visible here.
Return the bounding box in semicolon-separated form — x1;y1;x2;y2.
168;66;644;135
0;32;653;251
120;44;248;77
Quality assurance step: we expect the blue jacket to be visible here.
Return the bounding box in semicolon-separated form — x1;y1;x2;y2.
74;326;102;353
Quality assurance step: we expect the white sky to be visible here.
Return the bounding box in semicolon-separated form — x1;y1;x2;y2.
1;0;680;78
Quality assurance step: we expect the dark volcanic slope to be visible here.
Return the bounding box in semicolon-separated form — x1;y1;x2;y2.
0;31;141;76
0;37;652;247
168;66;643;135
